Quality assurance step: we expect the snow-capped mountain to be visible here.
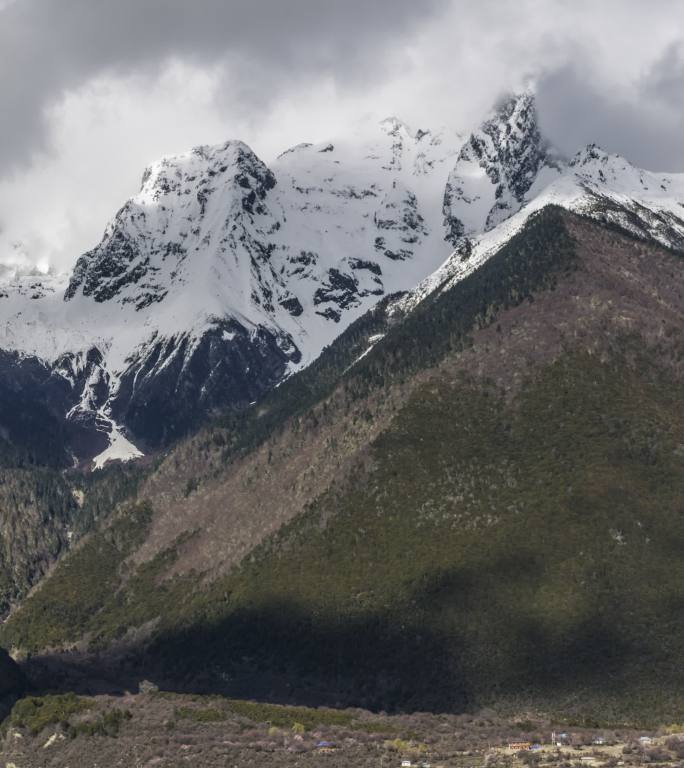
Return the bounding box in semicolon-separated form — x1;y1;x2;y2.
403;95;684;310
2;90;684;469
0;117;462;466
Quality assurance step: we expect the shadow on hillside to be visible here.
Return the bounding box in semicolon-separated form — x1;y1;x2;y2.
157;551;642;710
22;653;141;698
140;603;472;713
412;555;635;692
19;602;471;712
23;552;641;712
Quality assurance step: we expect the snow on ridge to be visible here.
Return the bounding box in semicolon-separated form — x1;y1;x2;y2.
398;142;684;314
344;332;386;373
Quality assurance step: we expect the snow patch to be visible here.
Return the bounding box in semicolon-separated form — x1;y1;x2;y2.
92;415;143;470
345;333;386;372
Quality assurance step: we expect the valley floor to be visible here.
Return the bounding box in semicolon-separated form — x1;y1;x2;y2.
0;688;680;768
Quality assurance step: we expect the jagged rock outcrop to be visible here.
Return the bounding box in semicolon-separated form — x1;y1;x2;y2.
442;92;563;244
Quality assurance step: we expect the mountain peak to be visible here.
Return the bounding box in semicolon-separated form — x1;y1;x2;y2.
64;136;278;312
490;89;536;123
379;116;425;140
138;139;273;204
481;90;543;159
570;143;617;168
442;89;561;243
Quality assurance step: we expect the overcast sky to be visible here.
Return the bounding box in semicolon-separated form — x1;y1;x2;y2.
2;0;684;273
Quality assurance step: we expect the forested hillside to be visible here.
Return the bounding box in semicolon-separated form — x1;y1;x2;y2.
3;208;682;721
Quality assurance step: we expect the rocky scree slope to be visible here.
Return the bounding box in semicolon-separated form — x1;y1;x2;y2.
4;209;684;720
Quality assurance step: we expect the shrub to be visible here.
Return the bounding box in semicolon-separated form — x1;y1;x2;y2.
384;738;427;755
9;693;92;735
184;477;199;497
667;738;684;758
645;747;670;762
174;706;226;723
226;699;354;731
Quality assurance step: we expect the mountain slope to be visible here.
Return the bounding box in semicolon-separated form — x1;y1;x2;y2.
0;461;144;617
5;208;684;720
2;90;684;670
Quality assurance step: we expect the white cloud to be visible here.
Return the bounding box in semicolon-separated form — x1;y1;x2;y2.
1;0;683;272
0;63;229;272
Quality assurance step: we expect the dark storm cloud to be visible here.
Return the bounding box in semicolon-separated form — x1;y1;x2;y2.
536;43;684;172
0;0;446;170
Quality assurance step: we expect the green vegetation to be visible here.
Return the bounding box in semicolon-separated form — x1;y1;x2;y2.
385;737;428;754
0;457;146;616
3;209;684;721
7;694;91;735
154;342;684;720
174;705;227;723
173;697;397;733
6;696;132;739
226;699;355;730
0;502;154;649
70;459;148;537
0;468;78;614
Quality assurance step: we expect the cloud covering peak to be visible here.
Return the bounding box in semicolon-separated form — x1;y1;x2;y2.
2;0;684;272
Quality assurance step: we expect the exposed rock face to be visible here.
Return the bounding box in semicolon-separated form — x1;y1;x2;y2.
0;348;109;466
442;92;563;244
110;322;298;448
